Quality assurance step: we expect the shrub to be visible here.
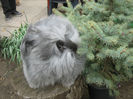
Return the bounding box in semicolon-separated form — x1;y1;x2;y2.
54;0;133;95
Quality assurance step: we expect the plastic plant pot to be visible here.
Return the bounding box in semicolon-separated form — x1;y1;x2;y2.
88;85;116;99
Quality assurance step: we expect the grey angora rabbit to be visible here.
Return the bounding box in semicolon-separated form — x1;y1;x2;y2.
20;15;84;89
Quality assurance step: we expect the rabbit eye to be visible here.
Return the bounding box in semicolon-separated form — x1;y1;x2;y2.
56;40;65;52
25;40;35;47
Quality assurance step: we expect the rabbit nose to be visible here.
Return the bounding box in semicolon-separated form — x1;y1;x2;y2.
65;40;78;53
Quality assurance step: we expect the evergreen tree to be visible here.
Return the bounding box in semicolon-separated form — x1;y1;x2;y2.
53;0;133;95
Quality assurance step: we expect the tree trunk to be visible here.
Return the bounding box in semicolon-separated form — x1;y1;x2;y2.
10;68;89;99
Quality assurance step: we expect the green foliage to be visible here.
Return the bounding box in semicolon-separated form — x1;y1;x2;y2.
0;23;28;65
53;0;133;96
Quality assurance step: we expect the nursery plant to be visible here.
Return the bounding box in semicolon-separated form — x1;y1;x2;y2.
53;0;133;96
0;23;28;65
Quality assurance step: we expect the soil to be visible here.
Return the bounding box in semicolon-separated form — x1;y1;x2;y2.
0;56;133;99
0;57;23;99
117;79;133;99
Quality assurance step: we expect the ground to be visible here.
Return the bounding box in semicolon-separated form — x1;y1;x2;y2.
0;56;133;99
0;56;89;99
0;57;23;99
117;79;133;99
0;0;47;37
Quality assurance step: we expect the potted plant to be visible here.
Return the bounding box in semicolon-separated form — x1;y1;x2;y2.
54;0;133;98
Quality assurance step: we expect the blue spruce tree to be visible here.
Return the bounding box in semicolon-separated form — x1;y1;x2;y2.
54;0;133;95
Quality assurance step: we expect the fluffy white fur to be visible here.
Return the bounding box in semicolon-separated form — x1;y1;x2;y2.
20;15;84;88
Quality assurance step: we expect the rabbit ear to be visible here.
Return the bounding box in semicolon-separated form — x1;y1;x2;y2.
27;24;38;33
20;25;39;56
